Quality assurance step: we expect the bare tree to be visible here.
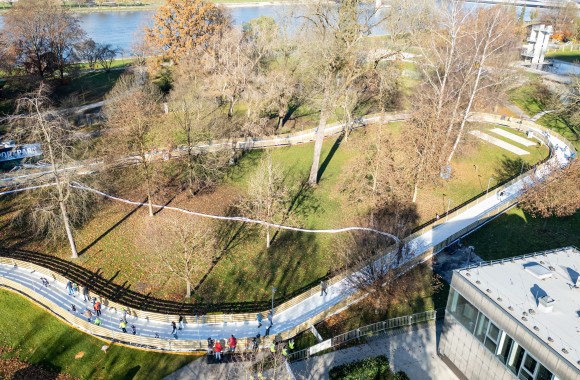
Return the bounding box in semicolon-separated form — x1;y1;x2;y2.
238;153;290;248
208;28;255;118
75;39;99;70
1;0;85;79
96;44;120;72
445;5;520;164
343;127;408;219
12;84;84;258
102;74;160;217
301;0;374;185
169;65;232;195
145;217;216;298
244;15;302;131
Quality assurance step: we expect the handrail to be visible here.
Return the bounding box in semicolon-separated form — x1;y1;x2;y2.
460;246;579;271
288;309;438;362
0;276;274;353
0;112;575;340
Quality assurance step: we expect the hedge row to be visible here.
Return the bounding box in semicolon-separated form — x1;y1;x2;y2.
328;355;410;380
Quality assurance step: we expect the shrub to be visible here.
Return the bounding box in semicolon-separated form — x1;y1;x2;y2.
328;355;409;380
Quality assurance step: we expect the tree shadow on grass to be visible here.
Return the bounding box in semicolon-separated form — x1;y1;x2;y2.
271;179;321;245
494;156;530;183
226;150;264;183
12;364;61;380
194;230;320;304
78;197;147;256
317;133;344;183
192;207;253;295
123;365;142;379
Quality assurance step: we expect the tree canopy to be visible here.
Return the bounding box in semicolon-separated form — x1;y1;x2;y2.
146;0;230;63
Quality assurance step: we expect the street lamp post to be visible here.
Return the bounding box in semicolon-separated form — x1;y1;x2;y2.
445;198;452;221
486;177;494;195
271;287;277;315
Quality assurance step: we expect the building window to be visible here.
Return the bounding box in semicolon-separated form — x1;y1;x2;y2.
497;333;514;364
447;288;479;333
446;287;555;380
536;364;553;380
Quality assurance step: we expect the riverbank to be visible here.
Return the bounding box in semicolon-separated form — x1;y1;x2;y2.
0;0;297;14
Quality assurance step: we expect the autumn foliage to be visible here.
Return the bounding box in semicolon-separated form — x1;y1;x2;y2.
146;0;230;63
519;159;580;219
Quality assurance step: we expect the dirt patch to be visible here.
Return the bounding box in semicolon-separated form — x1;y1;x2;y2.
0;357;78;380
74;351;85;359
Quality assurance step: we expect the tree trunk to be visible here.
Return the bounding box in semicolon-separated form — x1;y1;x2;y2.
447;65;484;164
308;105;330;185
412;182;419;203
60;201;79;259
228;96;235;118
145;177;154;217
186;279;192;298
277;106;285;130
266;226;270;248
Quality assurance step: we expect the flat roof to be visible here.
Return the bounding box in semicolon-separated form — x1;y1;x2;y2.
457;247;580;371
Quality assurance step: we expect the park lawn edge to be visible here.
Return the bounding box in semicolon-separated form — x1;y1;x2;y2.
0;287;198;380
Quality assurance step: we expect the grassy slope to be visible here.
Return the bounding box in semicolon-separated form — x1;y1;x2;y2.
509;78;579;150
315;261;450;339
0;121;548;303
0;289;194;380
462;207;580;261
546;50;580;64
508;83;545;117
54;70;125;106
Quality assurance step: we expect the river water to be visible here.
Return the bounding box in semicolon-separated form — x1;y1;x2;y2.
0;3;533;53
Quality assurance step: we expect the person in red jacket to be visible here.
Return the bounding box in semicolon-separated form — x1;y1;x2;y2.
228;335;237;354
214;340;223;361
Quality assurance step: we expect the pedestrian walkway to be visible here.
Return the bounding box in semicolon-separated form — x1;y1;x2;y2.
290;322;458;380
0;113;574;350
531;109;555;122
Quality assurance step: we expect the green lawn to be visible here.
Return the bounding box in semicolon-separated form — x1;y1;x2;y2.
508;83;546;117
0;289;194;380
508;78;579;150
546;50;580;64
74;58;137;72
53;69;125;106
463;207;580;261
0;120;548;304
536;112;580;151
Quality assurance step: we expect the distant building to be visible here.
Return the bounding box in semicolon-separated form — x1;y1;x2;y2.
521;24;553;67
439;246;580;380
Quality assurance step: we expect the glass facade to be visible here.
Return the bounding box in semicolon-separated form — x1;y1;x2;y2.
447;288;556;380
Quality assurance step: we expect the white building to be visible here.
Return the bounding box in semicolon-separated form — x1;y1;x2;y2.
439;246;580;380
522;24;553;67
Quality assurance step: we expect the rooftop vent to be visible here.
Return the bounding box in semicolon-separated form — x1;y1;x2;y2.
539;295;556;313
524;262;553;280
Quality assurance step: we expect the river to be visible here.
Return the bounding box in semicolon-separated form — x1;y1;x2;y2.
0;3;533;53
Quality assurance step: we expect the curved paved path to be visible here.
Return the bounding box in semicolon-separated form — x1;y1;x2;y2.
0;113;575;349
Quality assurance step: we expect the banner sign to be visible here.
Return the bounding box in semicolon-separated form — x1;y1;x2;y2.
0;144;42;162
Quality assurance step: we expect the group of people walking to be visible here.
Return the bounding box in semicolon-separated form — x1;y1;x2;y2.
206;335;239;361
63;279;141;336
59;277;302;355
